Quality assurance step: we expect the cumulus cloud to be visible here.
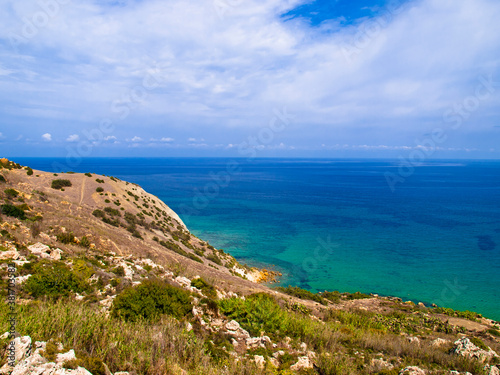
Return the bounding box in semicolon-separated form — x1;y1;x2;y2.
66;134;79;142
42;133;52;141
160;137;174;142
130;136;143;142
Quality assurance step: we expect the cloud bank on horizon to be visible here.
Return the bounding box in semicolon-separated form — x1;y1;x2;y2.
0;0;499;158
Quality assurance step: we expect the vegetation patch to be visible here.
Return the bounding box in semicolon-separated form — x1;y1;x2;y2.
24;261;91;298
112;279;192;321
1;204;26;220
51;179;72;190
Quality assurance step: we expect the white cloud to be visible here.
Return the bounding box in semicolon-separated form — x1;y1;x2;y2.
0;0;499;153
42;133;52;141
160;137;174;142
131;136;143;142
66;134;79;142
104;136;117;141
0;132;4;139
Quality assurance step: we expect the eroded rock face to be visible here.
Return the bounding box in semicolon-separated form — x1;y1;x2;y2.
0;250;20;260
452;338;498;362
399;366;426;375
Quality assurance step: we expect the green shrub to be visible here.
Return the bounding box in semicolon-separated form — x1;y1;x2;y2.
104;207;121;216
1;204;26;220
112;279;192;321
24;261;90;298
96;187;104;192
0;175;6;183
85;173;92;177
4;188;19;198
487;328;500;337
207;253;222;266
105;199;110;203
26;167;34;176
112;266;125;277
92;209;105;218
63;358;83;369
57;232;76;244
51;179;72;190
96;179;105;184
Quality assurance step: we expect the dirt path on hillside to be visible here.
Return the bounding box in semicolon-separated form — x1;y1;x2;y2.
79;176;86;205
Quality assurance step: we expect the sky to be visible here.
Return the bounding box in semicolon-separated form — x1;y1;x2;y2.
0;0;499;158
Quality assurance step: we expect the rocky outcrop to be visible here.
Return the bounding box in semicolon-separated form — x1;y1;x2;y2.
452;338;498;362
28;242;63;260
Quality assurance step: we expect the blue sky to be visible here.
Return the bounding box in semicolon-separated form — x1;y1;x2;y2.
0;0;499;158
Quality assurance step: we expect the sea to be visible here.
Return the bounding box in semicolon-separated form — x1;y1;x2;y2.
14;158;500;320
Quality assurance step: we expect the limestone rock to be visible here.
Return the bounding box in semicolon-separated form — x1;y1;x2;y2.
225;320;250;340
432;338;449;347
269;358;280;367
371;358;394;371
246;336;272;349
290;356;313;371
28;242;51;258
254;355;265;369
484;365;500;375
56;349;76;364
0;250;20;260
452;338;498;362
273;350;285;359
175;276;191;288
50;248;63;260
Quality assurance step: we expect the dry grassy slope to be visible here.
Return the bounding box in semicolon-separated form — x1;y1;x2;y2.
1;161;498;332
1;165;276;297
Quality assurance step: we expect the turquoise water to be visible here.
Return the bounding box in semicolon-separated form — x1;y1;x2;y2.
17;158;500;320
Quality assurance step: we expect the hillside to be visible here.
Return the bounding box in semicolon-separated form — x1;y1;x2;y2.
0;158;499;375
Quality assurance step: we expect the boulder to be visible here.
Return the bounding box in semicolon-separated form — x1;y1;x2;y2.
290;356;313;371
371;358;394;371
175;276;191;288
225;320;250;340
50;248;63;261
28;243;51;258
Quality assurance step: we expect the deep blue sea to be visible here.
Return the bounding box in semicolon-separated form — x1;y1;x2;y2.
15;158;500;320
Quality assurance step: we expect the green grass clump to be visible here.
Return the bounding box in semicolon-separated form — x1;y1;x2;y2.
0;204;26;220
112;279;192;322
24;261;91;298
51;179;72;190
434;307;482;322
469;337;489;351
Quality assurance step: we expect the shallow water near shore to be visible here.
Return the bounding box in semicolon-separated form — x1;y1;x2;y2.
17;157;500;320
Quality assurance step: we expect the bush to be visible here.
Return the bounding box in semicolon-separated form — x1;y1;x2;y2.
104;207;121;216
51;179;72;190
24;261;90;298
0;175;6;183
96;179;105;184
57;232;76;244
112;279;192;321
92;209;105;218
4;188;19;198
112;266;125;277
96;187;104;193
85;173;92;177
1;204;26;220
26;167;34;176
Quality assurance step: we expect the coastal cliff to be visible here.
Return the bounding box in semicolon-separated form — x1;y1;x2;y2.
0;159;499;375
